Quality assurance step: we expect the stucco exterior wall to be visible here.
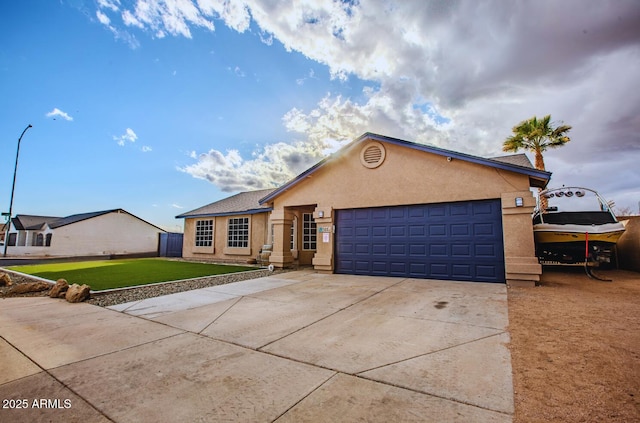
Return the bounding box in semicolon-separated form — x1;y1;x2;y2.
266;139;542;284
617;217;640;272
273;141;531;209
181;212;270;263
6;211;162;257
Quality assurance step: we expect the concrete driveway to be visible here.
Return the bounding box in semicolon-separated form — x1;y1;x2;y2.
0;271;513;422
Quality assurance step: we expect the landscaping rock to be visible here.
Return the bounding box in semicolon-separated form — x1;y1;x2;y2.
8;281;51;295
49;278;70;298
65;283;91;303
0;272;12;287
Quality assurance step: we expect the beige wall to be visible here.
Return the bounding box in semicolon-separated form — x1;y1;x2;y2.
182;212;270;264
266;138;542;285
617;217;640;272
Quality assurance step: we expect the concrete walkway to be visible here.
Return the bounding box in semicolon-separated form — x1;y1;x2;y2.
0;271;514;422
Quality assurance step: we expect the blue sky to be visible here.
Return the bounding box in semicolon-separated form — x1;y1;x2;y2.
1;1;639;231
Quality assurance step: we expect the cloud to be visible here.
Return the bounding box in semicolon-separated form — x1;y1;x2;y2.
46;107;73;121
45;108;73;121
96;0;140;48
141;145;152;152
97;0;119;13
114;128;138;146
178;139;327;192
171;203;184;209
102;0;640;210
230;66;246;77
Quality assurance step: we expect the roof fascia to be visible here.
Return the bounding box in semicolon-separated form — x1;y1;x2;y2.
176;208;273;220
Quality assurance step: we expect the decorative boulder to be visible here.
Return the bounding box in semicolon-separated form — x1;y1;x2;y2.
8;282;51;295
49;279;70;298
0;272;12;287
65;284;91;303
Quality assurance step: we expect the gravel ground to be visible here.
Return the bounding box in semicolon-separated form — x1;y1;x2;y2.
0;268;285;307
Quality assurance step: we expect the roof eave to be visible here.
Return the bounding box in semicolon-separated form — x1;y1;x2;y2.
176;207;273;220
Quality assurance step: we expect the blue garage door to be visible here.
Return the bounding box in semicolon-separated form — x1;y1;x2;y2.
335;200;505;283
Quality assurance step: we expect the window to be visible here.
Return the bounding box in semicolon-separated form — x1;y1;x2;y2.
195;220;213;247
34;233;44;246
45;233;52;247
303;213;316;250
227;217;249;248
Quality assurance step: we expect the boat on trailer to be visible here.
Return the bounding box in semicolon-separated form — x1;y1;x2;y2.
533;186;625;267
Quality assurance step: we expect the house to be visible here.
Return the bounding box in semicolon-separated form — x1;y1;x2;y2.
178;133;551;286
4;209;165;257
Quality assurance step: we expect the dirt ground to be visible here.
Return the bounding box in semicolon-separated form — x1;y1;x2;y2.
508;267;640;423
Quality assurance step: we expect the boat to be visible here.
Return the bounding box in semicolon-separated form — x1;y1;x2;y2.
533;186;625;266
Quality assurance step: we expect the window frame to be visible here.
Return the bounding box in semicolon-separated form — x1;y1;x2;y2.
227;217;249;249
194;219;214;248
302;213;317;251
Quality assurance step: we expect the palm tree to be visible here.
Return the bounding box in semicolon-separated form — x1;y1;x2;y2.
503;115;572;171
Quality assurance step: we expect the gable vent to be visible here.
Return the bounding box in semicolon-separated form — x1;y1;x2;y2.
360;142;386;169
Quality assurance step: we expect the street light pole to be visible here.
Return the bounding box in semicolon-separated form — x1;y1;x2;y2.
3;124;33;257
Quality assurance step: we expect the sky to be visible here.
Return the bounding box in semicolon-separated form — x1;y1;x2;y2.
1;0;639;232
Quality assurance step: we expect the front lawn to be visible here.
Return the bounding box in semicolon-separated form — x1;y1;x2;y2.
8;259;255;291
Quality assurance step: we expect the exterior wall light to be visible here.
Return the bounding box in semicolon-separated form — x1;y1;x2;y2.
318;211;324;218
515;197;524;207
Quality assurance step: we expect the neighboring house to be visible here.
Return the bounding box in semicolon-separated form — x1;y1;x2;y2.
178;133;552;286
5;209;165;257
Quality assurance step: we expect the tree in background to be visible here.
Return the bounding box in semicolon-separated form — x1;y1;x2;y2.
503;115;572;171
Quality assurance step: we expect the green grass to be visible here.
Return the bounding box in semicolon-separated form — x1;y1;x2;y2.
8;259;255;291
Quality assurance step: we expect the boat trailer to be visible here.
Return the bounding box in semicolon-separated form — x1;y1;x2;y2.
538;232;613;282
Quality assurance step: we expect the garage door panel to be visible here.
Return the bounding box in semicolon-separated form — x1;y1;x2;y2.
451;204;469;216
355;243;370;254
476;265;499;280
475;244;497;257
474;223;497;236
372;226;387;237
450;224;470;236
390;262;408;275
336;199;505;283
390;226;406;237
473;201;495;215
451;244;471;257
428;205;446;217
430;263;449;277
409;225;425;237
389;244;406;256
372;243;387;255
429;224;447;236
429;244;448;256
409;244;426;256
452;264;472;279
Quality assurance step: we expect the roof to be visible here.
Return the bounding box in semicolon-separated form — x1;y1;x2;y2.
176;188;275;219
11;209;165;232
488;153;534;169
260;132;552;204
11;215;60;230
